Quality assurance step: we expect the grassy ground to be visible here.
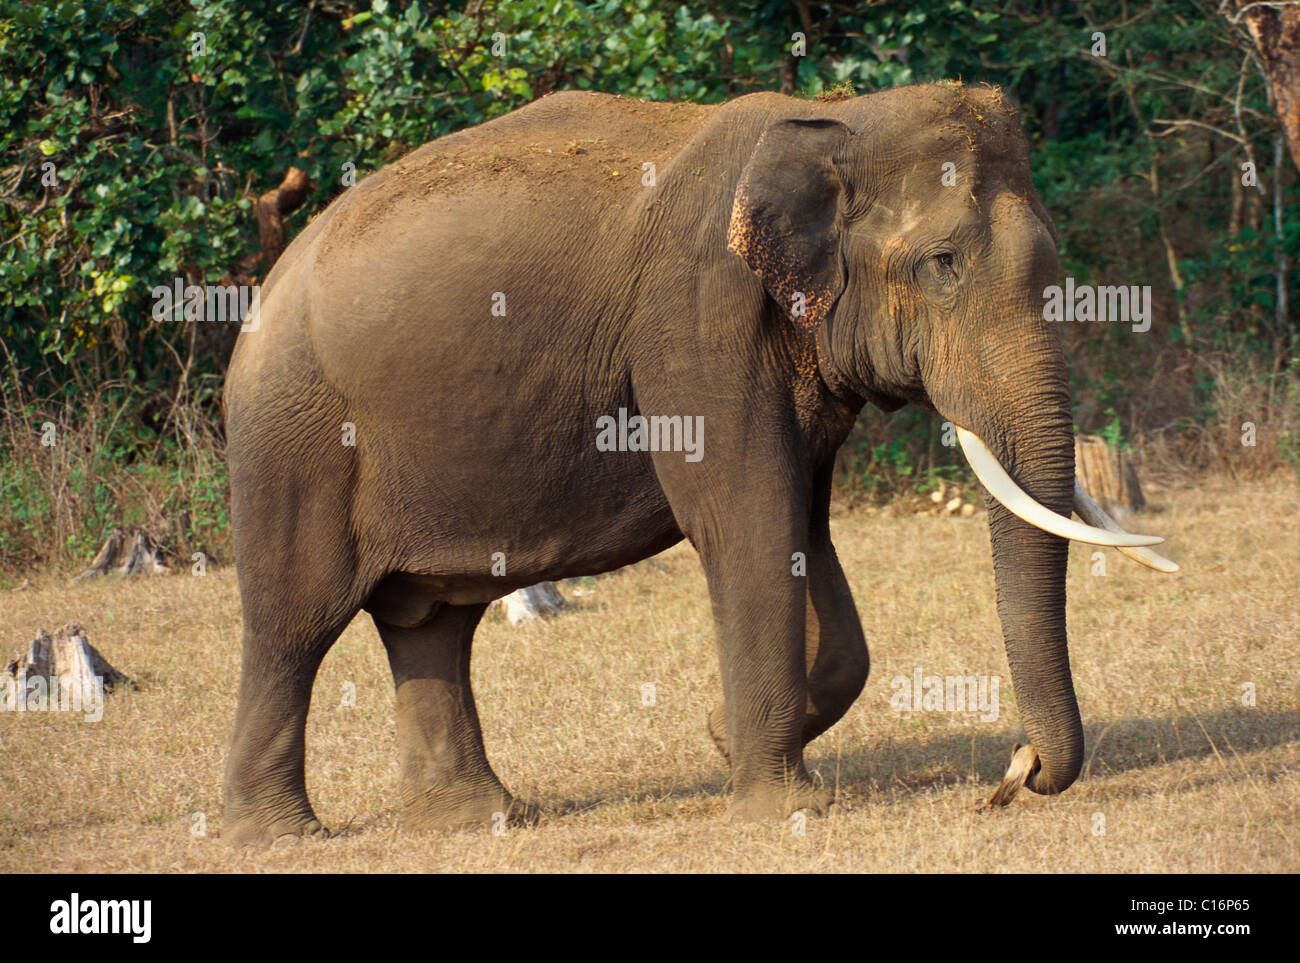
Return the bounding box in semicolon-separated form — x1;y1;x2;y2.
1;478;1296;873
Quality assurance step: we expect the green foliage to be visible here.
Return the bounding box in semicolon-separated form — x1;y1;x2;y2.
834;407;970;505
0;0;1296;571
0;376;229;573
1097;410;1127;452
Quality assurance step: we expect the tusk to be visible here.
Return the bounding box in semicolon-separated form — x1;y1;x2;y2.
1072;483;1179;573
956;427;1163;548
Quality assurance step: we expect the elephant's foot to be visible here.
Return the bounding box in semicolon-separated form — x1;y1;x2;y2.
222;812;330;848
400;782;541;834
724;783;834;823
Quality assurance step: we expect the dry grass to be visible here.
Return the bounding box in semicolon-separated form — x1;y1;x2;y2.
1;478;1297;873
1136;353;1300;483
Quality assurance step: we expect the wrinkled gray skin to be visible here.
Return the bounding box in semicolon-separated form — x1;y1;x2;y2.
223;83;1079;845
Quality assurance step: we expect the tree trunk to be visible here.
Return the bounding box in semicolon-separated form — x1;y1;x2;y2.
255;166;313;266
1074;435;1146;521
1237;0;1300;173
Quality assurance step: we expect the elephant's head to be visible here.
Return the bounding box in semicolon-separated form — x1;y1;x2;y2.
728;82;1177;803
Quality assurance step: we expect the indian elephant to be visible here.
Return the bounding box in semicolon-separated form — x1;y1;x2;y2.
221;82;1176;845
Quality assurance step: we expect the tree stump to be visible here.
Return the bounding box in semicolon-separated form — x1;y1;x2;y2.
74;527;172;580
2;624;133;709
498;582;569;624
1074;435;1146;521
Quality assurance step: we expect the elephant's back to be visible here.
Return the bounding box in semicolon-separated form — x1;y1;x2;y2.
313;92;712;262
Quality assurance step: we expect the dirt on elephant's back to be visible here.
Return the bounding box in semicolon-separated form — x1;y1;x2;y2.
343;93;714;226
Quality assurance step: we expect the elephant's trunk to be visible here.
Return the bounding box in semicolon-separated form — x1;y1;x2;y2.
924;281;1175;804
986;490;1083;797
934;337;1085;804
954;421;1177;803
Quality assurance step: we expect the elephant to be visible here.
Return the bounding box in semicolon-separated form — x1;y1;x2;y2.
221;82;1176;845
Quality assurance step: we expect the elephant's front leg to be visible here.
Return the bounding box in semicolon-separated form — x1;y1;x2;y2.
709;467;869;760
698;511;835;821
802;535;870;740
708;536;869;758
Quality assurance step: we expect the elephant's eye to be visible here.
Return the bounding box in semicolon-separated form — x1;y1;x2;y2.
915;250;959;292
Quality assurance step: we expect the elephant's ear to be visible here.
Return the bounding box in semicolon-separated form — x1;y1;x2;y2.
727;118;852;331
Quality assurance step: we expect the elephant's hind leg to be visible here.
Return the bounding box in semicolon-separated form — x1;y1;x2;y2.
374;602;536;832
222;407;374;846
223;612;353;847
